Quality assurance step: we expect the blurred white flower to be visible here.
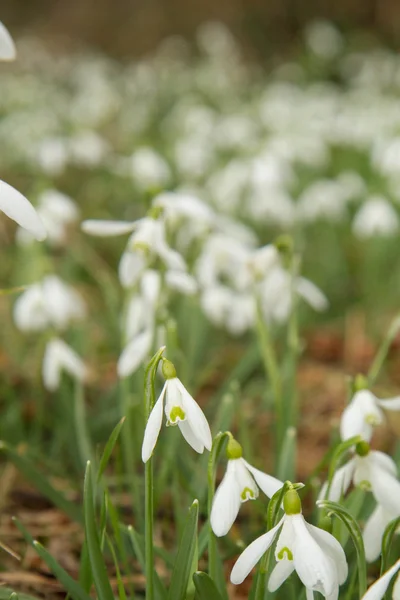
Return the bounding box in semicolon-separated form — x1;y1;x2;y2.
340;389;400;441
0;21;16;61
352;197;399;238
0;180;46;241
13;276;86;332
363;504;399;563
361;559;400;600
142;360;212;461
43;338;88;391
200;286;254;335
35;137;69;176
16;189;79;246
297;180;348;223
130;147;171;190
305;20;344;60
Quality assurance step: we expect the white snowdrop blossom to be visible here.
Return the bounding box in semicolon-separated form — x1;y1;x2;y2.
340;388;400;442
352;197;399;238
361;559;400;600
141;359;212;462
0;21;16;61
211;437;283;536
13;276;86;333
320;442;400;561
43;338;88;391
130;147;171;190
231;488;348;600
82;214;186;289
0;180;46;241
16;189;79;246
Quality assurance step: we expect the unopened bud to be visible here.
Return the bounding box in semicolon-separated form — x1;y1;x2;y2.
353;373;368;393
283;488;302;515
162;359;177;380
226;437;243;459
319;514;333;533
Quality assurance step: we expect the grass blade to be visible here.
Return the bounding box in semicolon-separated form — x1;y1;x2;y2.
167;499;199;600
193;571;224;600
97;417;125;483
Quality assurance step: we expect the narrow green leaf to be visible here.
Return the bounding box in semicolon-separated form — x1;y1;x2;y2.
8;593;19;600
381;515;400;574
78;541;93;594
144;346;166;418
318;499;367;597
126;526;168;600
33;541;93;600
106;535;128;600
1;443;82;523
97;417;126;483
83;461;114;600
276;427;297;482
267;481;290;530
325;436;362;500
167;499;199;600
193;571;224;600
12;518;91;600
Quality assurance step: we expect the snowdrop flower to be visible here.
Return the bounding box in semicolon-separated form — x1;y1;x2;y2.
340;387;400;442
0;21;16;61
211;436;282;536
130;147;171;190
153;191;215;226
260;266;328;324
361;559;400;600
352;197;399;238
82;212;186;289
231;487;348;600
200;286;254;336
13;276;86;332
141;359;212;462
16;189;79;246
0;180;46;241
296;180;348;223
320;441;400;559
43;338;88;391
304;20;344;60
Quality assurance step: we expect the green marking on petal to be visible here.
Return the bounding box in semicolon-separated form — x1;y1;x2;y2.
358;479;372;492
365;414;380;426
132;241;150;254
241;487;256;501
277;546;293;561
169;406;185;424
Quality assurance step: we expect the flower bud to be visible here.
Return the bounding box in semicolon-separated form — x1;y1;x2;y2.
355;440;370;457
318;514;333;533
274;234;293;257
162;359;177;380
353;373;368;393
283;488;302;515
226;437;243;459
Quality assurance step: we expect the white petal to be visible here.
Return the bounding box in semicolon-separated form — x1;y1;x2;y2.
0;21;16;61
13;284;49;332
177;380;212;451
363;505;390;563
319;461;355;502
43;338;87;391
141;385;166;462
377;396;400;411
211;460;242;537
340;392;377;442
306;523;348;584
296;277;328;311
370;463;400;515
118;251;145;288
361;559;400;600
178;419;204;454
117;330;152;378
165;270;198;295
235;458;259;501
230;519;284;585
0;181;46;241
291;514;338;596
268;559;295;592
371;451;398;476
81;219;136;236
243;460;283;498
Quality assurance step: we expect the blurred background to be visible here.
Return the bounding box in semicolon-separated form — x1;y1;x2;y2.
3;0;400;57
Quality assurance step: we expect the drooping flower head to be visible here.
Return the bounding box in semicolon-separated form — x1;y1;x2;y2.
141;358;212;462
0;21;16;61
211;435;283;537
231;486;348;600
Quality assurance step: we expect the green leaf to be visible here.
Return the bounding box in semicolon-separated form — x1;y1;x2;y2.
1;443;82;523
317;499;367;597
381;515;400;574
144;346;165;418
276;427;297;482
78;541;93;594
193;572;224;600
83;461;114;600
106;535;128;600
12;518;91;600
33;542;93;600
97;417;126;483
325;436;362;500
167;499;199;600
267;481;290;530
126;526;167;600
0;591;35;600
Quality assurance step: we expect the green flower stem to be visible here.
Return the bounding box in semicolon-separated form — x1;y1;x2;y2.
144;347;165;600
207;432;230;587
255;294;283;450
74;380;94;470
368;314;400;385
